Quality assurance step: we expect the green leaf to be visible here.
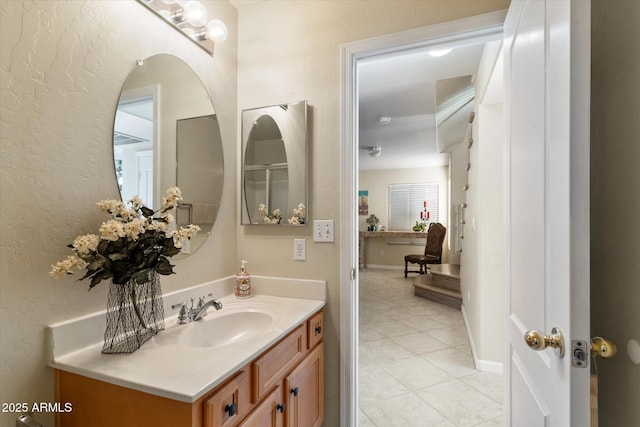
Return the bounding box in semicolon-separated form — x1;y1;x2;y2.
109;239;125;253
131;248;145;265
86;258;106;271
140;206;155;218
165;246;181;257
126;240;138;252
108;253;128;261
97;239;110;255
132;269;151;285
111;260;128;277
162;237;179;255
89;271;108;289
154;257;175;275
147;251;159;266
79;269;97;281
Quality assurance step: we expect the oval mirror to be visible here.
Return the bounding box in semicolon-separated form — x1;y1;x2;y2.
241;101;307;225
113;54;224;255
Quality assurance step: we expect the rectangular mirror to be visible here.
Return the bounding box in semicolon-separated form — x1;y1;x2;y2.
241;101;308;225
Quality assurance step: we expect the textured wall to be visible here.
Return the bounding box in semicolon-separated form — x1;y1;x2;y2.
236;1;510;424
0;1;237;426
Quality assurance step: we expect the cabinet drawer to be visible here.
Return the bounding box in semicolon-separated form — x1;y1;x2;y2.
204;370;250;427
252;325;306;403
307;311;324;350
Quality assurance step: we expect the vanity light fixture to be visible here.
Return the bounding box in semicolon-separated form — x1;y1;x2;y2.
137;0;228;55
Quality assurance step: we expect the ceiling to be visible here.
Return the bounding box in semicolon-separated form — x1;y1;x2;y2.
358;43;487;170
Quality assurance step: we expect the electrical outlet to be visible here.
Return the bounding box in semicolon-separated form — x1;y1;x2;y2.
293;239;306;260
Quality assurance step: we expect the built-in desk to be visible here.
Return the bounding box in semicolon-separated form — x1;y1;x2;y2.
358;231;427;269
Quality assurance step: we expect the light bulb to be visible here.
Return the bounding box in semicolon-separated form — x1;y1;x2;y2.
182;1;207;26
205;20;228;43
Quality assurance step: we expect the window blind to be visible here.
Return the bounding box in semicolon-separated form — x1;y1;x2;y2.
388;183;439;231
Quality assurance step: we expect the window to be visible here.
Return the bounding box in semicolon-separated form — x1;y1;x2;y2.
388;183;439;231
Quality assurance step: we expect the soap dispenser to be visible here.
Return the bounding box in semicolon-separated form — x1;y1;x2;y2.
235;260;252;298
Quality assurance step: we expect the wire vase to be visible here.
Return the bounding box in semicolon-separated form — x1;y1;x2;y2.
102;271;165;354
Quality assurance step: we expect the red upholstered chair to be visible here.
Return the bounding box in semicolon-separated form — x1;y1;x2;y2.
404;222;446;277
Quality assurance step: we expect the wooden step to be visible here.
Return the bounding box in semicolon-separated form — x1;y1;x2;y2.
429;265;460;292
413;264;462;309
413;280;462;309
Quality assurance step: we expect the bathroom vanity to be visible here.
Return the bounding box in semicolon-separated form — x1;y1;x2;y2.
49;278;326;427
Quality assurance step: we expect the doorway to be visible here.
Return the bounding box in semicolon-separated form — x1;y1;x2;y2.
339;11;507;426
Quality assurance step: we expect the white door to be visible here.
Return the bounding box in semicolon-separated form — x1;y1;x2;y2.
504;1;591;426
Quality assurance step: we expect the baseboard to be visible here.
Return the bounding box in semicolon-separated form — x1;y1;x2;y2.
475;357;503;374
461;304;504;375
361;264;405;271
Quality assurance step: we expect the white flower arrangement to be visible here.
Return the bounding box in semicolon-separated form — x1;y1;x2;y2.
50;187;200;288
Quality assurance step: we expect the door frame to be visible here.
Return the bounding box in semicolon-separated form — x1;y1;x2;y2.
338;10;508;426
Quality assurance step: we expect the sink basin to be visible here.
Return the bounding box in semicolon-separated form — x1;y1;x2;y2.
179;311;275;348
151;300;290;350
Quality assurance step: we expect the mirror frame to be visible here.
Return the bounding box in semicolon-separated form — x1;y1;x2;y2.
241;100;308;226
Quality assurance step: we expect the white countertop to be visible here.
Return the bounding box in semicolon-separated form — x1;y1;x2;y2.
49;276;326;403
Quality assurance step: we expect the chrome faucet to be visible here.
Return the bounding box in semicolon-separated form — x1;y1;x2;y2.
171;294;223;324
193;297;223;321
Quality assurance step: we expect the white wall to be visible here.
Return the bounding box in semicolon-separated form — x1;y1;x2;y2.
460;42;504;369
476;103;504;363
359;166;450;267
448;139;469;265
0;2;237;426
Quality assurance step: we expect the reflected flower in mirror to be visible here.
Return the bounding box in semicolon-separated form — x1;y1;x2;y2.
258;203;282;224
287;203;306;225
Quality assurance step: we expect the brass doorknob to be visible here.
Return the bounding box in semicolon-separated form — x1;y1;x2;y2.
591;336;617;359
524;327;565;358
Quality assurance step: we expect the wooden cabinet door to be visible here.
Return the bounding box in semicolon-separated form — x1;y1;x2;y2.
238;386;284;427
284;344;323;427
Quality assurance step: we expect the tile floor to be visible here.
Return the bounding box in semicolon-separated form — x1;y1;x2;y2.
358;269;503;427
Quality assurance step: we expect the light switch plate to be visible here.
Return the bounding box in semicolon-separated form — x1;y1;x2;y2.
313;220;335;242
